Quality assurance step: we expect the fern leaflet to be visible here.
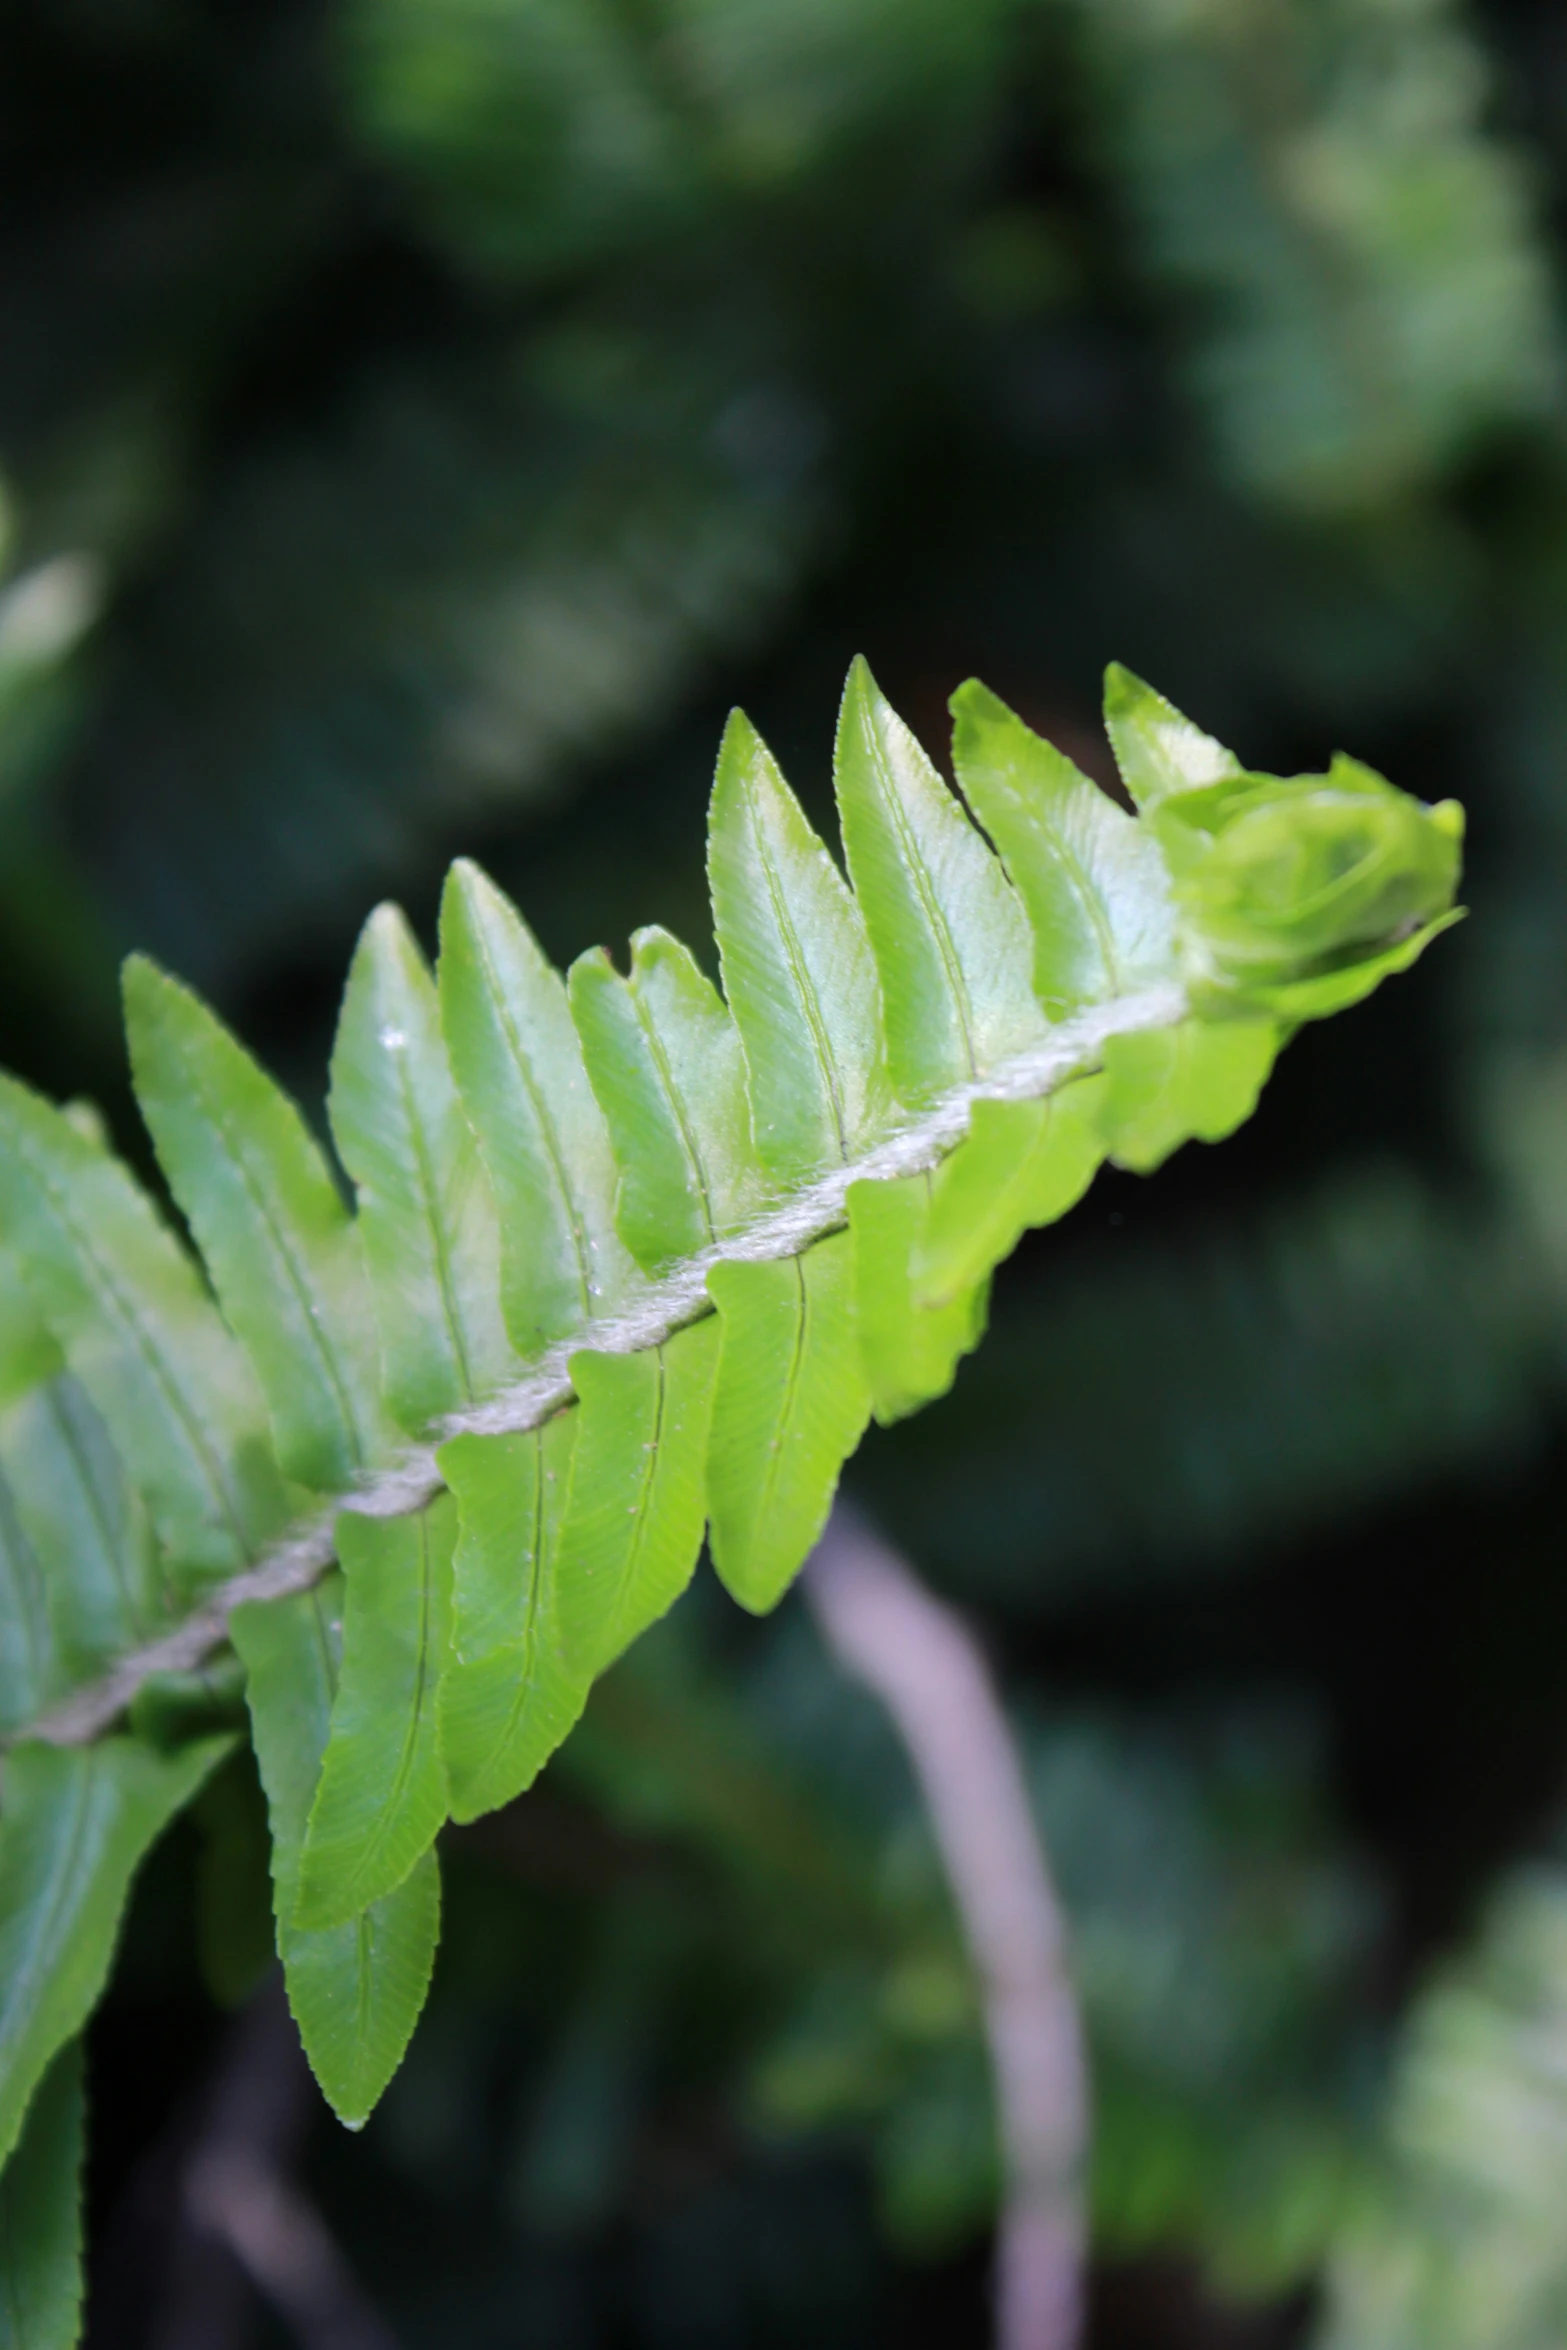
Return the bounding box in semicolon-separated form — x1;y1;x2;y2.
0;661;1461;2335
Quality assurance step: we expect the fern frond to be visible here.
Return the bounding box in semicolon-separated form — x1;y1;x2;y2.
0;2040;82;2349
0;660;1461;2173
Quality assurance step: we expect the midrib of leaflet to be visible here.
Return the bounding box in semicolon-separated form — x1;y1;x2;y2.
15;979;1186;1751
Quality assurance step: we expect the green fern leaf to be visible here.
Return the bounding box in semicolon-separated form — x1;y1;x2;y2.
439;859;635;1355
0;657;1465;2181
553;1322;720;1677
569;926;763;1271
913;1081;1107;1308
0;1256;62;1414
0;1475;49;1740
836;657;1046;1097
1;1377;159;1691
1103;662;1243;808
0;1081;286;1588
708;710;890;1182
0;2041;82;2350
0;1736;230;2169
125;956;389;1492
707;1236;870;1612
847;1174;989;1426
436;1418;584;1823
295;1499;455;1931
1095;1018;1279;1174
231;1576;440;2127
951;680;1174;1014
330;906;514;1430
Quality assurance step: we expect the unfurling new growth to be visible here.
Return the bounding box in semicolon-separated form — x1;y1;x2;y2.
0;660;1461;2342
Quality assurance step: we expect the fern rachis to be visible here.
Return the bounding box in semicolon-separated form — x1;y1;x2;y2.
0;655;1460;2341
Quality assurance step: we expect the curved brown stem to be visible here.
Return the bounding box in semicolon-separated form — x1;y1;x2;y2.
803;1503;1088;2350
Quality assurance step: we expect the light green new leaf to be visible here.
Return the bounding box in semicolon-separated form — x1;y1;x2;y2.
296;1497;455;1932
570;927;765;1274
1103;663;1242;810
0;1735;230;2170
1096;1020;1279;1173
913;1079;1107;1307
0;1078;285;1591
125;957;388;1492
329;906;513;1435
437;1417;586;1821
847;1175;989;1425
440;860;634;1357
232;1578;440;2127
1151;755;1465;1007
1238;907;1466;1024
1;1378;158;1687
0;2041;82;2350
553;1321;720;1681
708;712;891;1184
950;681;1175;1017
707;1232;871;1613
835;658;1046;1100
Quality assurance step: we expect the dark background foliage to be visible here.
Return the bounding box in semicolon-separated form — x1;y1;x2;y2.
7;0;1567;2340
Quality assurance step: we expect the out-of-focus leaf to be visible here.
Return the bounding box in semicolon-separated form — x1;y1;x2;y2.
0;1474;50;1743
0;1736;230;2170
1316;1865;1567;2350
1072;0;1559;512
0;1080;285;1591
0;1378;157;1696
0;2041;83;2350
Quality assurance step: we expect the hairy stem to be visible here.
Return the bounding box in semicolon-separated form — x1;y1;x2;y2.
17;982;1183;1749
804;1506;1088;2350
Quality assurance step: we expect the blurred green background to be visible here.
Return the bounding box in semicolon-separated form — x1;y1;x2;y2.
12;0;1567;2341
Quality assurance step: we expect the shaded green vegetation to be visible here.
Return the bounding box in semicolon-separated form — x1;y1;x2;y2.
3;0;1567;2342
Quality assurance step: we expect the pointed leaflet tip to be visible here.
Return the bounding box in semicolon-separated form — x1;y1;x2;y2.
330;899;513;1432
569;939;711;1273
233;1578;440;2128
440;859;633;1353
708;700;888;1183
950;676;1177;1018
571;925;762;1271
125;948;385;1494
835;655;1043;1101
1103;663;1242;810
